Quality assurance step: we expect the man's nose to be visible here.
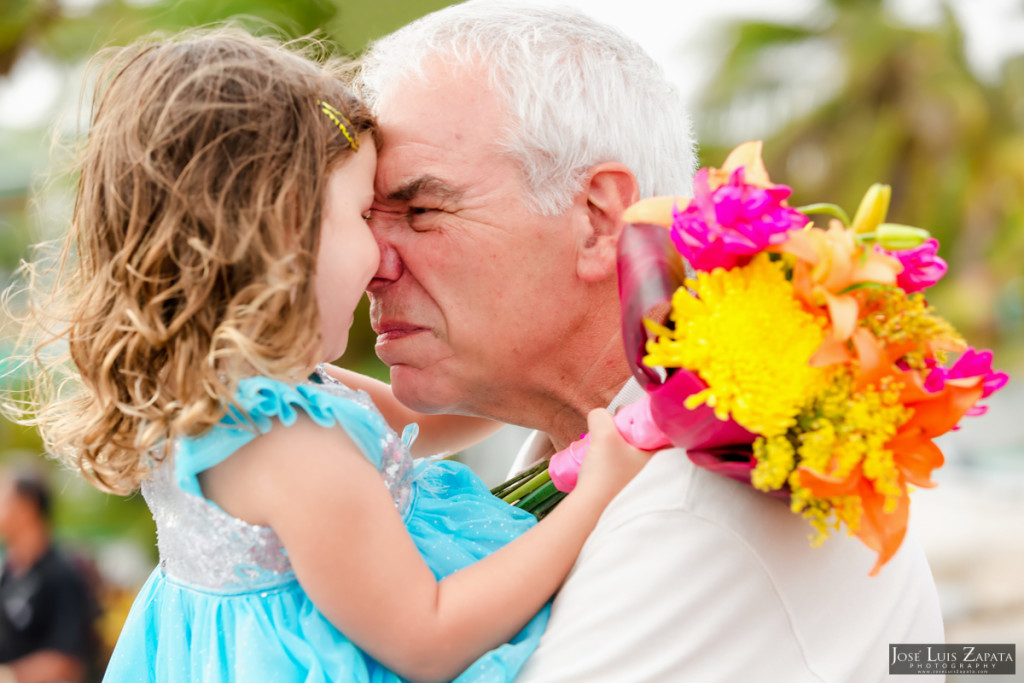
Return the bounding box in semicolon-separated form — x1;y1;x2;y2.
368;219;404;289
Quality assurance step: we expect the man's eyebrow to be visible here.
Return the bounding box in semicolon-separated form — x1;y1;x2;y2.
386;175;464;203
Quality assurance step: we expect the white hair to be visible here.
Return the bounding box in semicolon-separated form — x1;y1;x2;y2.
358;0;697;216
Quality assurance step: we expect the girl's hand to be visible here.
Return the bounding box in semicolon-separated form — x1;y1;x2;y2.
573;408;652;504
320;365;501;457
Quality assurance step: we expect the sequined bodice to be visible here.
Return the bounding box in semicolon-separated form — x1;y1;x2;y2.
142;459;294;592
141;367;417;593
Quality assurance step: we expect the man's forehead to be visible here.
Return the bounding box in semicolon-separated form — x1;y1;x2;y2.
372;117;467;199
373;126;489;203
371;62;518;205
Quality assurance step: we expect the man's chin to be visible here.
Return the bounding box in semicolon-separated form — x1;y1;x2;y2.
388;364;458;415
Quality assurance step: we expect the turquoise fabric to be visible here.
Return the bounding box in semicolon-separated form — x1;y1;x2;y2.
103;376;548;682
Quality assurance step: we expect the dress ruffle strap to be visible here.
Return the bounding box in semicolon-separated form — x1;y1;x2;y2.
175;376;390;499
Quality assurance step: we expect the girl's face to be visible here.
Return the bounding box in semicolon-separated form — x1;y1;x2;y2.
316;137;379;362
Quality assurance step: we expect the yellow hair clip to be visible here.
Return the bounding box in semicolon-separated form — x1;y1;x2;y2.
317;100;359;151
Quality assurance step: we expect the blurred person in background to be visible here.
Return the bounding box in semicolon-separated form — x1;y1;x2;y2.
0;465;96;683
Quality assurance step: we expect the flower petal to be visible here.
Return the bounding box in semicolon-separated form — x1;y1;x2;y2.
903;382;985;438
824;291;859;342
809;335;852;366
851;328;891;392
796;465;860;497
623;196;690;227
855;477;909;577
887;433;944;488
721;140;771;187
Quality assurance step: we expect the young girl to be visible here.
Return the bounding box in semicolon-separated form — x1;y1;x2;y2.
3;29;649;683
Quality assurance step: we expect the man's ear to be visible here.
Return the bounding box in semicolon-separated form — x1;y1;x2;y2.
575;162;639;282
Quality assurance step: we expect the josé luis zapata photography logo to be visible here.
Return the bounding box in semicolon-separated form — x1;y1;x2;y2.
890;644;1016;675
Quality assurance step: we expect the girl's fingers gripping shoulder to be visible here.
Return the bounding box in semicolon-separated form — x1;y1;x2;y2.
578;408;654;497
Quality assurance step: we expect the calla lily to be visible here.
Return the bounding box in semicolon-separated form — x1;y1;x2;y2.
617;221;688;388
548;370;759;493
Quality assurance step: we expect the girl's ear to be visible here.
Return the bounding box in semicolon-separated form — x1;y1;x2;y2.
574;162;639;282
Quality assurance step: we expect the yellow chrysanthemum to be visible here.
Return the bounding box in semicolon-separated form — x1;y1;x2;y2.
644;253;828;437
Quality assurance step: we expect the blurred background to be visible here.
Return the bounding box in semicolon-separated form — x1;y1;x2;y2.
0;0;1021;679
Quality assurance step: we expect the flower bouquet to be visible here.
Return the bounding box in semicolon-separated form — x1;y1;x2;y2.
491;141;1008;575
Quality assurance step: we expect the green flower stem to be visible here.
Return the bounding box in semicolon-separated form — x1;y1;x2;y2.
515;479;561;513
528;490;568;520
500;469;552;504
838;281;889;294
490;459;548;498
796;203;851;226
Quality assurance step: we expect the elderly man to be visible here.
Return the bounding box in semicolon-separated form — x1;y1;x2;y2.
359;2;945;680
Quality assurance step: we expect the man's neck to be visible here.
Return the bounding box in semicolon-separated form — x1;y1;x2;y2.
497;331;633;451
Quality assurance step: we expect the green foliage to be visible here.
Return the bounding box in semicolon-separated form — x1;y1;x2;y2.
0;0;58;75
16;0;456;62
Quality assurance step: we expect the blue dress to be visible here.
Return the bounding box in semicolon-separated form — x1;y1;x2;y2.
103;367;549;682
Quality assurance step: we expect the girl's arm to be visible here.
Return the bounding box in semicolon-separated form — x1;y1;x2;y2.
320;364;501;457
203;409;647;683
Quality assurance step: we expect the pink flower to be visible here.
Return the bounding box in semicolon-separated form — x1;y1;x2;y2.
920;358;945;393
670;167;808;271
922;348;1009;417
887;238;947;292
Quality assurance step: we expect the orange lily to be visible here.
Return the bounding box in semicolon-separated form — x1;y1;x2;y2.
773;221;901;365
798;333;987;574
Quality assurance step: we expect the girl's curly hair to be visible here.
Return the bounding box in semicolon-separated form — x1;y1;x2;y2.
2;27;376;493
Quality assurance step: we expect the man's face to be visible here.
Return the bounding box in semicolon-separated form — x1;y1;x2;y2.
368;62;582;416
